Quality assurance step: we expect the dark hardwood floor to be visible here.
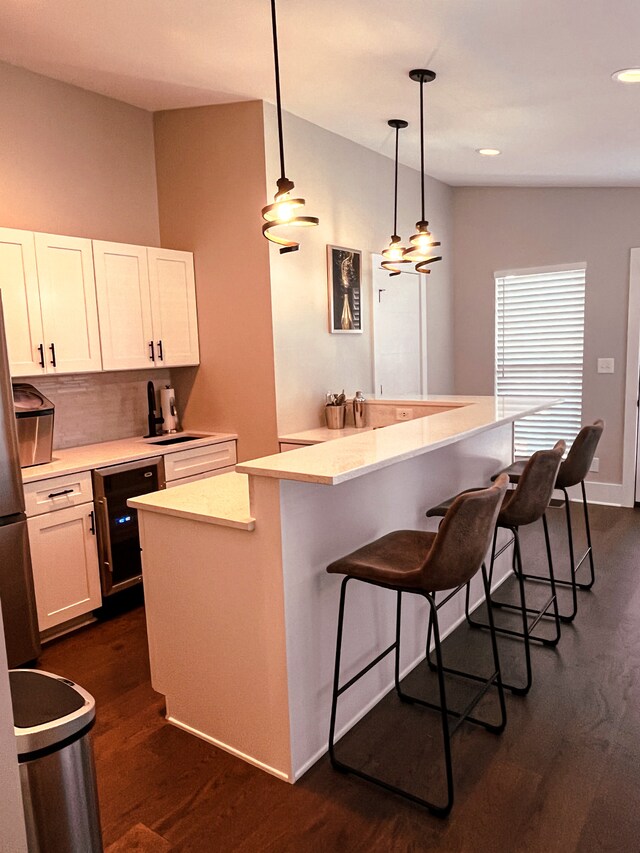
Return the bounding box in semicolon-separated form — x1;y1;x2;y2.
39;503;640;852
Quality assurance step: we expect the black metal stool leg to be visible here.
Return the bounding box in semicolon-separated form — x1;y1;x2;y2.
328;577;350;770
580;480;596;589
541;513;562;644
480;561;507;732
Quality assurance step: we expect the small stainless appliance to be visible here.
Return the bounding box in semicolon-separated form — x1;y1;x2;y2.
92;457;165;596
0;297;41;667
13;383;54;467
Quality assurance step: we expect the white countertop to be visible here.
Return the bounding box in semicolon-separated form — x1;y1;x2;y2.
21;431;238;484
128;471;255;530
239;396;559;485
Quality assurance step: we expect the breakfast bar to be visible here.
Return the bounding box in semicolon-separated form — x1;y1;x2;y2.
129;396;556;783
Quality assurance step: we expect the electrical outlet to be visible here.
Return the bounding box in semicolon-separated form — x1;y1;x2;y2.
395;408;413;421
590;457;599;473
597;357;615;374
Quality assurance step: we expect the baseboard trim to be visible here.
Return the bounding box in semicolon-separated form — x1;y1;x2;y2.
165;714;292;783
575;481;624;507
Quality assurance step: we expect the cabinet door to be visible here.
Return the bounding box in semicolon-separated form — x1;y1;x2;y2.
93;241;155;370
34;233;102;373
0;227;45;376
27;503;101;631
148;248;200;367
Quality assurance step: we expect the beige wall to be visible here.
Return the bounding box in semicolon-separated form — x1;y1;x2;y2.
0;61;159;245
263;104;454;435
154;102;279;461
452;187;640;485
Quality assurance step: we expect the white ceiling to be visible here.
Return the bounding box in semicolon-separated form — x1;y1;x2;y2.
1;0;640;186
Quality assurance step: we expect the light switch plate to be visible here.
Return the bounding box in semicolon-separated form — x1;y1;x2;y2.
597;357;615;374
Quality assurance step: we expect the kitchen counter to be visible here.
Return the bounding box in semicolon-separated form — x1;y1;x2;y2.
132;394;557;783
129;472;254;530
248;395;558;485
21;432;237;483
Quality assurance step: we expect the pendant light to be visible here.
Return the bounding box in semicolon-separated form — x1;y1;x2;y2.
403;69;442;274
381;119;410;277
261;0;318;253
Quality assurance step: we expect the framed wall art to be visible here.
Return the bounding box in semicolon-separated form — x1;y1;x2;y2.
327;245;362;334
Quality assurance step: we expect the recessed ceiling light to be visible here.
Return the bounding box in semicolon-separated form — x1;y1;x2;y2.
476;148;501;157
612;68;640;83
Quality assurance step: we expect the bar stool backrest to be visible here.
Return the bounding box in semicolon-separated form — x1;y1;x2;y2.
420;474;509;592
498;440;565;528
556;420;604;489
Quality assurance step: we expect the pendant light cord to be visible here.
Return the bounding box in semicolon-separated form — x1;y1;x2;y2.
419;76;425;221
393;124;400;236
271;0;287;183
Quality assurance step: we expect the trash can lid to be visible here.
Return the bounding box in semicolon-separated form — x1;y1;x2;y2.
10;669;95;758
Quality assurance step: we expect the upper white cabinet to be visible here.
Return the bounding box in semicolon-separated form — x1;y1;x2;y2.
0;227;102;376
1;226;200;376
93;241;154;370
34;233;102;374
147;248;200;367
94;242;199;370
0;227;45;377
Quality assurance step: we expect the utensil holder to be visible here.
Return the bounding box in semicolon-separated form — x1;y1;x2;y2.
325;405;346;429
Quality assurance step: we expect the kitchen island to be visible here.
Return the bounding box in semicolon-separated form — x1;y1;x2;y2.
129;396;556;783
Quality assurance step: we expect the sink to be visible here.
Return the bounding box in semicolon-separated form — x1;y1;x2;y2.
144;434;211;446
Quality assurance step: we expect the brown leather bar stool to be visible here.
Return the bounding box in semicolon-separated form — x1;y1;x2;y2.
327;475;509;817
426;441;565;696
491;420;604;622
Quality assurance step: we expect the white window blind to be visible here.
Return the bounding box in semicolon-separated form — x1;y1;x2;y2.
495;265;586;457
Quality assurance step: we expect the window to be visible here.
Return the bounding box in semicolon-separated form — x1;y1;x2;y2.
495;264;586;457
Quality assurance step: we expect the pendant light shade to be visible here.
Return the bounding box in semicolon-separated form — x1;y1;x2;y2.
261;0;318;253
403;69;442;274
381;119;410;277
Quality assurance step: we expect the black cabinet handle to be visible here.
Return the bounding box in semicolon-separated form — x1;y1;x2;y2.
37;343;45;368
49;342;57;367
89;510;95;535
157;340;164;361
48;488;73;498
149;340;155;361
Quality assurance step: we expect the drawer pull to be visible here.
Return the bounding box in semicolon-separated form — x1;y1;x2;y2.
47;488;74;498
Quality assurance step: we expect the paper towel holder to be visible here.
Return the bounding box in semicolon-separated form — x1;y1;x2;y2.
160;386;180;434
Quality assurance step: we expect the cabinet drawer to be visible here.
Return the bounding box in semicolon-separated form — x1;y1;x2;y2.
164;441;237;482
164;465;236;488
24;471;93;517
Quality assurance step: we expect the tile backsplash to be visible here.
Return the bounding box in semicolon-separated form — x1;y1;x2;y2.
25;370;172;449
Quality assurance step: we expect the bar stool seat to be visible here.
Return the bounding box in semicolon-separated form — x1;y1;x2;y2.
327;476;509;817
426;441;565;695
491;420;604;621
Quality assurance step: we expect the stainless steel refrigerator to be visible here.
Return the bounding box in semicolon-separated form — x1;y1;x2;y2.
0;294;40;666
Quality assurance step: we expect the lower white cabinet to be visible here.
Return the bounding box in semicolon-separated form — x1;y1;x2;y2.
27;502;101;632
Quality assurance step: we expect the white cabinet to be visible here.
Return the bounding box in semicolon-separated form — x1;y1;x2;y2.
34;233;102;374
0;227;45;376
0;227;102;376
93;241;154;370
162;440;237;489
27;502;101;632
94;242;200;370
148;247;200;367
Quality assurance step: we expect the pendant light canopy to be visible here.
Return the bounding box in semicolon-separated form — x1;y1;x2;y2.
403;69;442;275
261;0;318;253
381;119;410;277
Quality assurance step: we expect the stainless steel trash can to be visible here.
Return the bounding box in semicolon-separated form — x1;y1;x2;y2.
10;669;103;853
